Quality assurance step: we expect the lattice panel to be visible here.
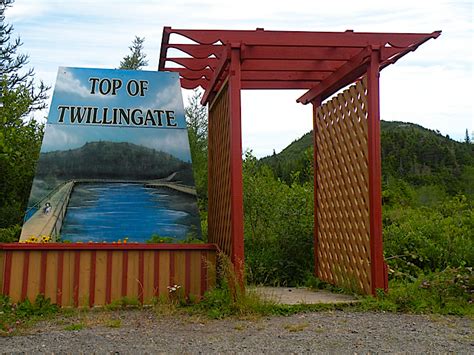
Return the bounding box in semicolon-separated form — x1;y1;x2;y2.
314;77;372;294
207;83;232;258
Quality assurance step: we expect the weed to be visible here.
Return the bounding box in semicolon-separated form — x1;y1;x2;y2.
356;267;473;316
0;295;59;335
105;297;141;311
64;323;85;331
105;319;122;328
284;322;309;332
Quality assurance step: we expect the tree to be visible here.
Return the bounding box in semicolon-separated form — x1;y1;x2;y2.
185;89;208;202
119;36;148;70
465;128;471;144
0;1;46;235
1;1;49;114
184;89;208;239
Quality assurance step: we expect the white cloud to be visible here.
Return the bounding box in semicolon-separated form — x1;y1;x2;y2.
154;84;184;114
41;124;82;152
137;129;191;161
54;68;92;98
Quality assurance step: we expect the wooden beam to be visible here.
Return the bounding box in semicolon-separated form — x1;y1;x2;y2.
297;46;372;104
202;45;231;105
167;28;441;49
166;44;224;59
241;59;344;72
241;45;360;61
241;71;329;82
241;81;322;90
164;58;219;71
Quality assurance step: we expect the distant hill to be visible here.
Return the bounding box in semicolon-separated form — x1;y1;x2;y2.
261;121;474;195
36;141;193;183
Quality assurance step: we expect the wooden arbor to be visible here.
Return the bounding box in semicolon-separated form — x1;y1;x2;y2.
159;28;440;295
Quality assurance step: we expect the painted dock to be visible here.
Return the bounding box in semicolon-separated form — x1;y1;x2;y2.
20;181;75;241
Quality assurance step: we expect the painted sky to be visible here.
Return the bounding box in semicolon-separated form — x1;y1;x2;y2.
41;68;192;161
6;0;474;157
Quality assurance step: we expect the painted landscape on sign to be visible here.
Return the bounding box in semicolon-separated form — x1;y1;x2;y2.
21;67;201;243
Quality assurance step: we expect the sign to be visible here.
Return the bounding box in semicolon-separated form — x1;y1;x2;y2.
21;67;201;243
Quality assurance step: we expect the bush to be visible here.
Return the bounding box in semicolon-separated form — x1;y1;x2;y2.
0;224;21;243
243;153;314;286
360;266;473;315
383;195;473;279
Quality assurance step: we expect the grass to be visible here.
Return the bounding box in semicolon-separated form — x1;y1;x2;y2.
0;295;59;336
64;323;85;331
355;267;473;316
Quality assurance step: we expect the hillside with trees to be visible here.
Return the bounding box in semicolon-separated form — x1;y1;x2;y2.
261;121;474;199
36;141;192;182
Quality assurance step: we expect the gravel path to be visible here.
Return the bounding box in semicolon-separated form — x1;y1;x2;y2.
1;309;472;353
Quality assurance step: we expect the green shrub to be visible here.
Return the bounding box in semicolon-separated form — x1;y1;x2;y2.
243;152;314;286
360;267;473;315
0;295;58;335
383;195;473;279
0;224;21;243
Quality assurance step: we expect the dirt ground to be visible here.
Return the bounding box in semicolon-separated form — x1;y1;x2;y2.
1;309;472;353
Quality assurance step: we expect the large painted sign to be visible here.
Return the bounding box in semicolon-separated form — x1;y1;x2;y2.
21;67;201;243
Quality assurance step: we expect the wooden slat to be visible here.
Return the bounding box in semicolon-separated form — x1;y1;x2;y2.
159;251;170;297
126;251;139;299
78;251;91;308
143;251;154;303
45;251;57;304
89;251;96;307
94;251;107;306
61;251;73;307
26;251;41;302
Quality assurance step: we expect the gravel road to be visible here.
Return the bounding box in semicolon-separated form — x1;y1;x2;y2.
1;309;472;353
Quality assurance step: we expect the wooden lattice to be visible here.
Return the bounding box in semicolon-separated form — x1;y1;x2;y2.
207;83;232;257
314;77;372;294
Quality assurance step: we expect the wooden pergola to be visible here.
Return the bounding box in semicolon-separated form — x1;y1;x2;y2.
159;28;440;294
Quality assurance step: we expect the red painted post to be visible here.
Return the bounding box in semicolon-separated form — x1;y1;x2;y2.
311;97;322;278
367;47;386;294
228;44;245;285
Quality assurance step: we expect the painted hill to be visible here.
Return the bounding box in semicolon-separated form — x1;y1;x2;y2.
36;141;193;183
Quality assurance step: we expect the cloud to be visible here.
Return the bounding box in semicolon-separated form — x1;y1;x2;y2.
54;68;94;98
41;124;83;152
154;83;184;113
137;129;191;161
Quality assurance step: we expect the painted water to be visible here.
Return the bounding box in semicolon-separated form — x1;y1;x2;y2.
61;183;200;242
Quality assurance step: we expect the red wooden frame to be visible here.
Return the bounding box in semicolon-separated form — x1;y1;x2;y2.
159;27;440;295
0;243;217;251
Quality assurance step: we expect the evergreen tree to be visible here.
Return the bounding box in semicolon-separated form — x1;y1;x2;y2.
0;0;46;233
185;89;208;202
1;0;49;114
465;128;471;144
119;36;148;70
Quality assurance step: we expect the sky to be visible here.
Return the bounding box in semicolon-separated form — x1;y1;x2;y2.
5;0;474;158
41;67;192;161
